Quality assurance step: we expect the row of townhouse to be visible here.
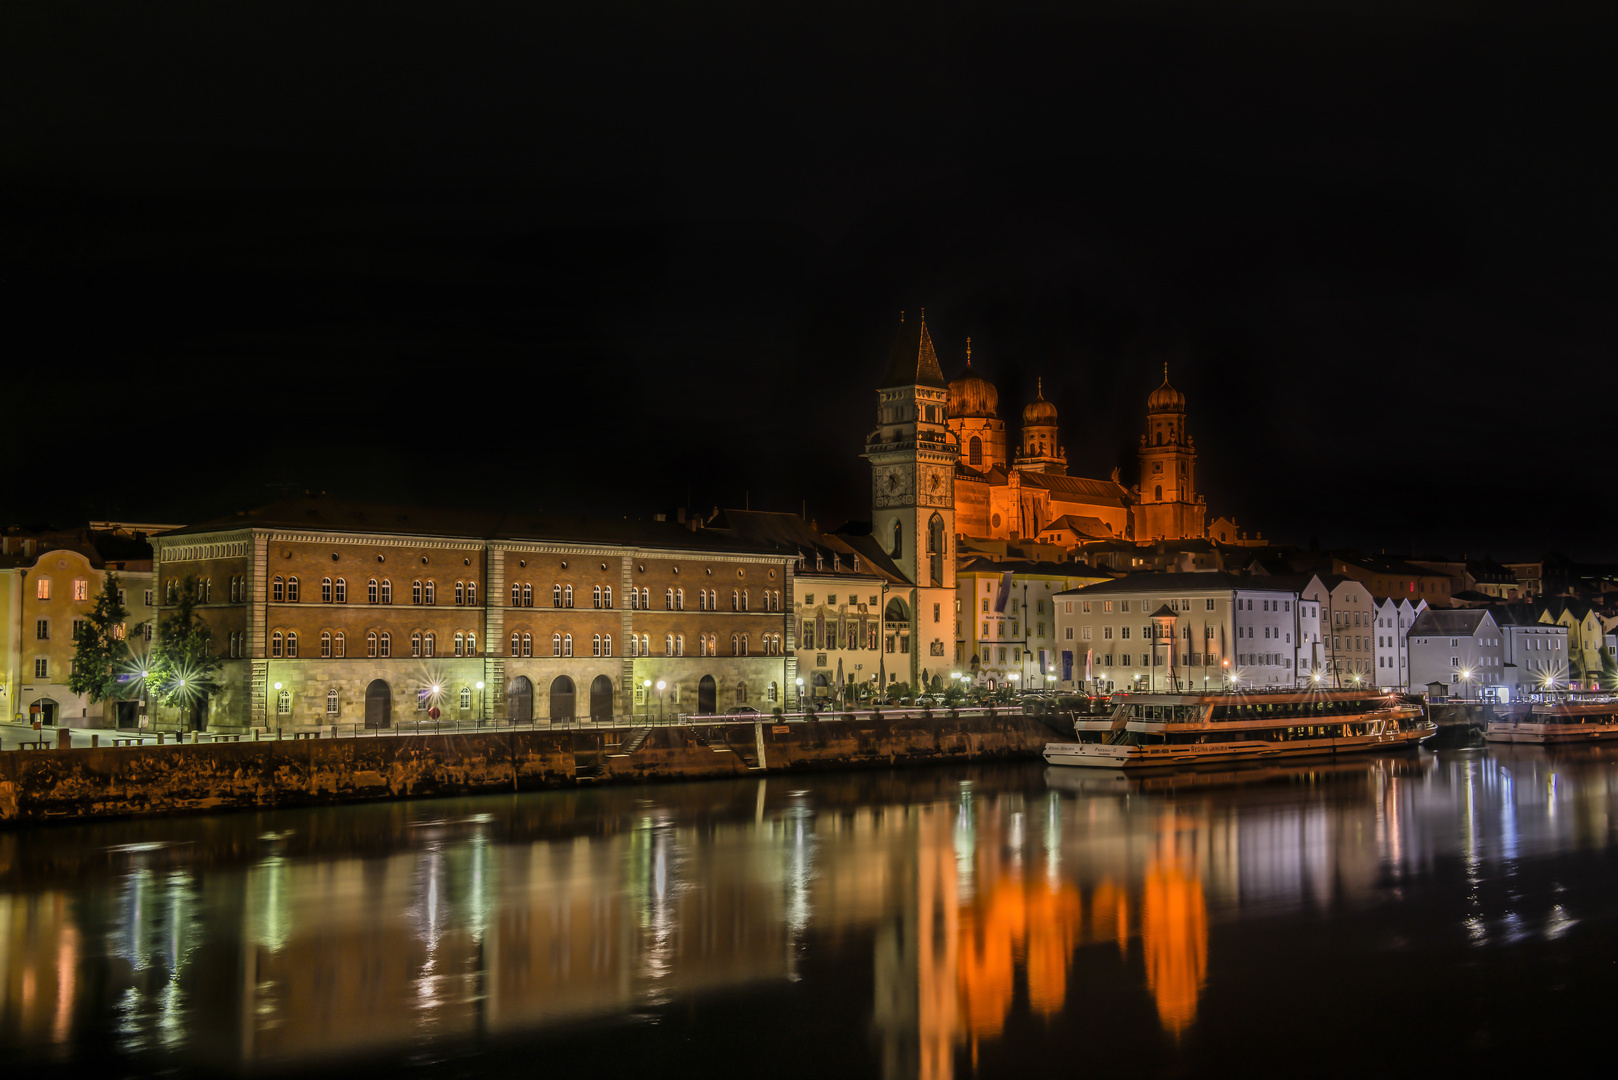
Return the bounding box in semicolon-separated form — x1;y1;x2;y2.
954;557;1114;690
1407;599;1618;698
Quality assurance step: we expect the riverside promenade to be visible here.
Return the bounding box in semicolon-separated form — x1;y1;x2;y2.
0;707;1059;825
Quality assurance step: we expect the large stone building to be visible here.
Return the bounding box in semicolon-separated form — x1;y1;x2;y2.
938;322;1209;547
149;501;799;731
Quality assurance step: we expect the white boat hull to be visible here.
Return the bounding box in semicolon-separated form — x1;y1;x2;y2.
1044;727;1433;770
1485;721;1618;744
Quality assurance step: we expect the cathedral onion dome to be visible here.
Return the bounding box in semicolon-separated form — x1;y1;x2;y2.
947;336;998;418
1022;378;1058;426
1147;363;1186;413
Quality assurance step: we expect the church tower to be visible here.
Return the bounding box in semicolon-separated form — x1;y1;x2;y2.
1013;379;1067;475
945;338;1007;472
1135;365;1206;540
865;313;956;590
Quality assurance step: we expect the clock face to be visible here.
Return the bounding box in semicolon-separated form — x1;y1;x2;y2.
873;467;914;507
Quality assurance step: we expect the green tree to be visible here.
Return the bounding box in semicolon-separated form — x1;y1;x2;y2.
68;571;133;705
145;577;223;726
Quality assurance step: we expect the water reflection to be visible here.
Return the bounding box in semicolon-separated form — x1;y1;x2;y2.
2;746;1618;1077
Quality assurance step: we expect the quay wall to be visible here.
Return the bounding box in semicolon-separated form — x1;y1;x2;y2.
0;713;1050;825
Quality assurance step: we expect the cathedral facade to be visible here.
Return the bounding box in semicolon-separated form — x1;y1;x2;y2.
873;316;1208;549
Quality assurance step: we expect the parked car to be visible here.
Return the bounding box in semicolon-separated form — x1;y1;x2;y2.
725;705;760;716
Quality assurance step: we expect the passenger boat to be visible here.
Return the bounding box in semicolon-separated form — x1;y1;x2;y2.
1043;689;1434;770
1484;698;1618;744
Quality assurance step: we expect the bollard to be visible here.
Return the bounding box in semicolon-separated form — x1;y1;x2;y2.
58;728;72;750
254;728;260;741
157;732;165;745
91;734;100;748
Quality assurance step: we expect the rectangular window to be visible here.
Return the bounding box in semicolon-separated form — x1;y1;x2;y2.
1103;601;1113;613
35;619;48;640
933;603;941;622
35;658;48;678
144;589;153;606
1080;601;1089;613
73;579;88;601
36;579;50;600
1082;626;1092;640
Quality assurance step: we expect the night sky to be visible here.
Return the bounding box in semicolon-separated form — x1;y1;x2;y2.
7;2;1616;558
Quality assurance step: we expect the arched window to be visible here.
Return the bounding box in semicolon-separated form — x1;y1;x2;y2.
676;634;685;656
379;632;391;657
603;634;612;657
969;435;982;466
278;690;291;716
369;578;379;603
335;631;346;657
425;580;436;604
735;681;747;704
381;579;392;604
741;633;749;655
640;633;649;656
287;577;300;602
272;576;285;602
467;632;475;655
286;631;298;657
320;630;332;657
552;632;562;657
666;587;675;609
730;633;739;655
455;581;465;605
327;688;339;717
553;583;562;606
742;590;749;611
424;632;436;657
321;577;333;603
564;584;574;608
640;587;649;609
467;581;476;604
454;631;465;656
628;635;639;657
593;585;602;608
699;589;708;611
593;633;602;657
676;588;684;610
335;578;347;603
522;583;532;607
459;686;472;710
665;633;674;656
522;632;533;657
411;632;422;657
603;585;612;608
563;633;573;657
1155;484;1163;501
768;681;779;703
892;519;903;559
732;589;740;611
510;631;520;656
512;582;522;605
368;631;379;658
412;580;423;604
271;630;283;657
629;589;639;610
700;635;709;657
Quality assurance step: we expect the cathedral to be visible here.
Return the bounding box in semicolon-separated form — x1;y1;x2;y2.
865;312;1209;559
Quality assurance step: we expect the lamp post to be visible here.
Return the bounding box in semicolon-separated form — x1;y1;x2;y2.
795;676;805;712
476;680;485;723
656;679;666;722
271;680;281;730
642;679;652;722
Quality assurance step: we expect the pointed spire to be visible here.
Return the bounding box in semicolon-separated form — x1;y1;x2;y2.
879;306;949;389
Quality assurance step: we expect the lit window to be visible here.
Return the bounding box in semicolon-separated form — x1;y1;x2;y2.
36;578;51;600
73;579;88;601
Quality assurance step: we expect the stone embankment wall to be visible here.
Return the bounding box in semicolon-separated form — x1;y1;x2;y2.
0;713;1050;825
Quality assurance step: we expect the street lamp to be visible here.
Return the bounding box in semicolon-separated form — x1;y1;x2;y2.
642;679;652;721
656;679;666;722
796;676;805;712
476;680;485;722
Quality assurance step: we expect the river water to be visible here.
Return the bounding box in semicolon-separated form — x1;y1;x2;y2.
2;747;1615;1078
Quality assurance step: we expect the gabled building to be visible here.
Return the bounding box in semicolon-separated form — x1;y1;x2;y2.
1372;596;1425;690
1407;608;1506;699
1536;598;1607;689
955;557;1112;688
1491;604;1569;693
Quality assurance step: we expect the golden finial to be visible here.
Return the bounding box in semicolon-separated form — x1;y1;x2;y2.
900;310;905;323
1037;376;1044;399
1163;361;1169;382
965;336;972;366
920;306;926;323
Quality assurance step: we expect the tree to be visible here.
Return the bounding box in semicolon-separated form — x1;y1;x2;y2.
145;577;224;726
68;571;134;705
1600;647;1618;692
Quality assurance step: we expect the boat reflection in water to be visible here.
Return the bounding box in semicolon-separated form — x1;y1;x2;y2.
2;746;1616;1078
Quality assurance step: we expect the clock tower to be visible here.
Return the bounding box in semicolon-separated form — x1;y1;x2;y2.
865;312;957;589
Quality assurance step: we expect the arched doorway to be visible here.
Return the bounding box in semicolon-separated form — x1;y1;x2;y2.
812;673;830;700
508;675;533;722
550;675;576;721
364;680;391;729
697;674;717;715
29;697;59;726
589;675;614;722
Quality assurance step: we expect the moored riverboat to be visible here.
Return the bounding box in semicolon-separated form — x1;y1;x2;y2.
1043;689;1434;770
1484;698;1618;744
